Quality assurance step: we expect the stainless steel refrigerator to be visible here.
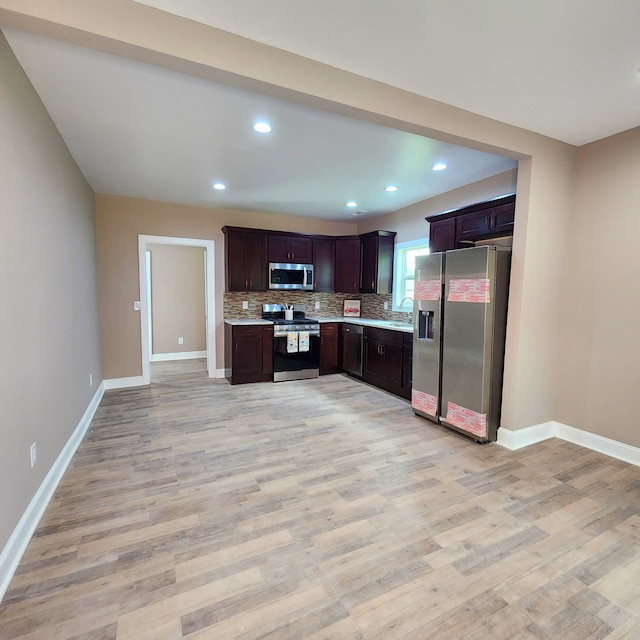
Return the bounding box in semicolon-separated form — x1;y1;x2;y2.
412;246;511;442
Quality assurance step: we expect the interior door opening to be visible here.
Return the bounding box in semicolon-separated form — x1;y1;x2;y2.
138;235;215;385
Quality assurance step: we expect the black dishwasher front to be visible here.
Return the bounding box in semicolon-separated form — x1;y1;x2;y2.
342;324;363;377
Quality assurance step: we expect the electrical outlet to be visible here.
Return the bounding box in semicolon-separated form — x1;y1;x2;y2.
133;301;141;311
384;301;389;310
178;337;184;345
242;301;249;310
314;301;320;310
89;373;93;387
30;442;37;468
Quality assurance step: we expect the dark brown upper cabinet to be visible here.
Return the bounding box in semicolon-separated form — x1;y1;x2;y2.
222;227;268;292
428;218;457;253
268;234;312;264
360;230;396;294
312;238;335;292
223;227;395;295
334;236;360;294
426;194;516;253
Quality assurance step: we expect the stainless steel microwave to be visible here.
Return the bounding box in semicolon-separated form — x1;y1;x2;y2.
268;262;314;290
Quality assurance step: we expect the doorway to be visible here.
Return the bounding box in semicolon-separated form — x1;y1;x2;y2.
138;235;215;385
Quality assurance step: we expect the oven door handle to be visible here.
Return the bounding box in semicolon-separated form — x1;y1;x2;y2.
274;330;320;337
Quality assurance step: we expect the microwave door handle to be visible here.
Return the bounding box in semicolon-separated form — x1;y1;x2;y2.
303;268;308;288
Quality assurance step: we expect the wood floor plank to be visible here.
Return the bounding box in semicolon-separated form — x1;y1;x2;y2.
3;363;640;638
174;529;294;582
115;567;264;639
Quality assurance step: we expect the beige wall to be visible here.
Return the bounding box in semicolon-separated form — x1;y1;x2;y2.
5;0;640;602
96;195;357;377
0;1;583;438
555;127;640;446
357;169;518;242
1;0;577;435
0;32;101;551
148;244;206;355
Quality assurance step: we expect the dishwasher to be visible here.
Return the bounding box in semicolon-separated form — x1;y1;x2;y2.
342;324;363;377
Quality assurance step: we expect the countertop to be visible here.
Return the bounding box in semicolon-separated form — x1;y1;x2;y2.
224;318;274;326
224;316;413;333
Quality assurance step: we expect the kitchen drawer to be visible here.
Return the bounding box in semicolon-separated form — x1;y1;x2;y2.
320;322;339;335
364;326;403;345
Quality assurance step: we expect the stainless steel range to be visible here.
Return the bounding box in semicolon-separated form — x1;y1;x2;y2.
262;304;320;382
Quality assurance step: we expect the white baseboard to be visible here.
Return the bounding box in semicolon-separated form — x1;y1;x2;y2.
151;351;206;362
497;421;556;450
105;370;224;384
0;382;105;603
554;422;640;468
103;376;146;390
498;420;640;468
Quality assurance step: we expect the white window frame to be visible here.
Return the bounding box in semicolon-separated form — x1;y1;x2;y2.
393;238;430;311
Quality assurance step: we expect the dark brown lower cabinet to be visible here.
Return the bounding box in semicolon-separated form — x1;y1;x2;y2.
319;323;340;375
401;333;413;400
225;323;273;384
363;327;404;395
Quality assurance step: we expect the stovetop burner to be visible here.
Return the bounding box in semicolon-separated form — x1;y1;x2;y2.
262;303;318;323
275;317;319;324
262;303;319;332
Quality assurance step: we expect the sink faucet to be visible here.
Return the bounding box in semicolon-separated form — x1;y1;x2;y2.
399;297;414;322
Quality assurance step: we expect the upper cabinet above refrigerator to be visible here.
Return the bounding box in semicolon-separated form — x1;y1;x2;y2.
426;194;516;253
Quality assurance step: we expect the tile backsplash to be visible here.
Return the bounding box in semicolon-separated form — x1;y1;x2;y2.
224;292;413;323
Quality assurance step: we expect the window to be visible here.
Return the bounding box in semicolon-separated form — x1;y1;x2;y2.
393;239;430;310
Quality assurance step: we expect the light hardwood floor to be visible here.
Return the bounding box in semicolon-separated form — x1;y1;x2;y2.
2;361;640;639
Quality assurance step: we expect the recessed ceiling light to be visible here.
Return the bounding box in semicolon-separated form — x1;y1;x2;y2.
432;163;447;171
212;182;226;190
346;201;357;208
384;185;399;192
253;121;272;133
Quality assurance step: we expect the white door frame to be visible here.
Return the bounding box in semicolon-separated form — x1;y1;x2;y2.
138;235;215;384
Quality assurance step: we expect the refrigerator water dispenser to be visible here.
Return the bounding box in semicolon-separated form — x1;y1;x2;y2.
418;310;435;340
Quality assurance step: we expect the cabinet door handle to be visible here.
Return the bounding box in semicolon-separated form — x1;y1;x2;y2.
372;280;375;289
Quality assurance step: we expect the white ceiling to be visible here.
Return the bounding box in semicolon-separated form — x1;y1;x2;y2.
3;1;639;221
134;0;640;146
3;28;517;221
